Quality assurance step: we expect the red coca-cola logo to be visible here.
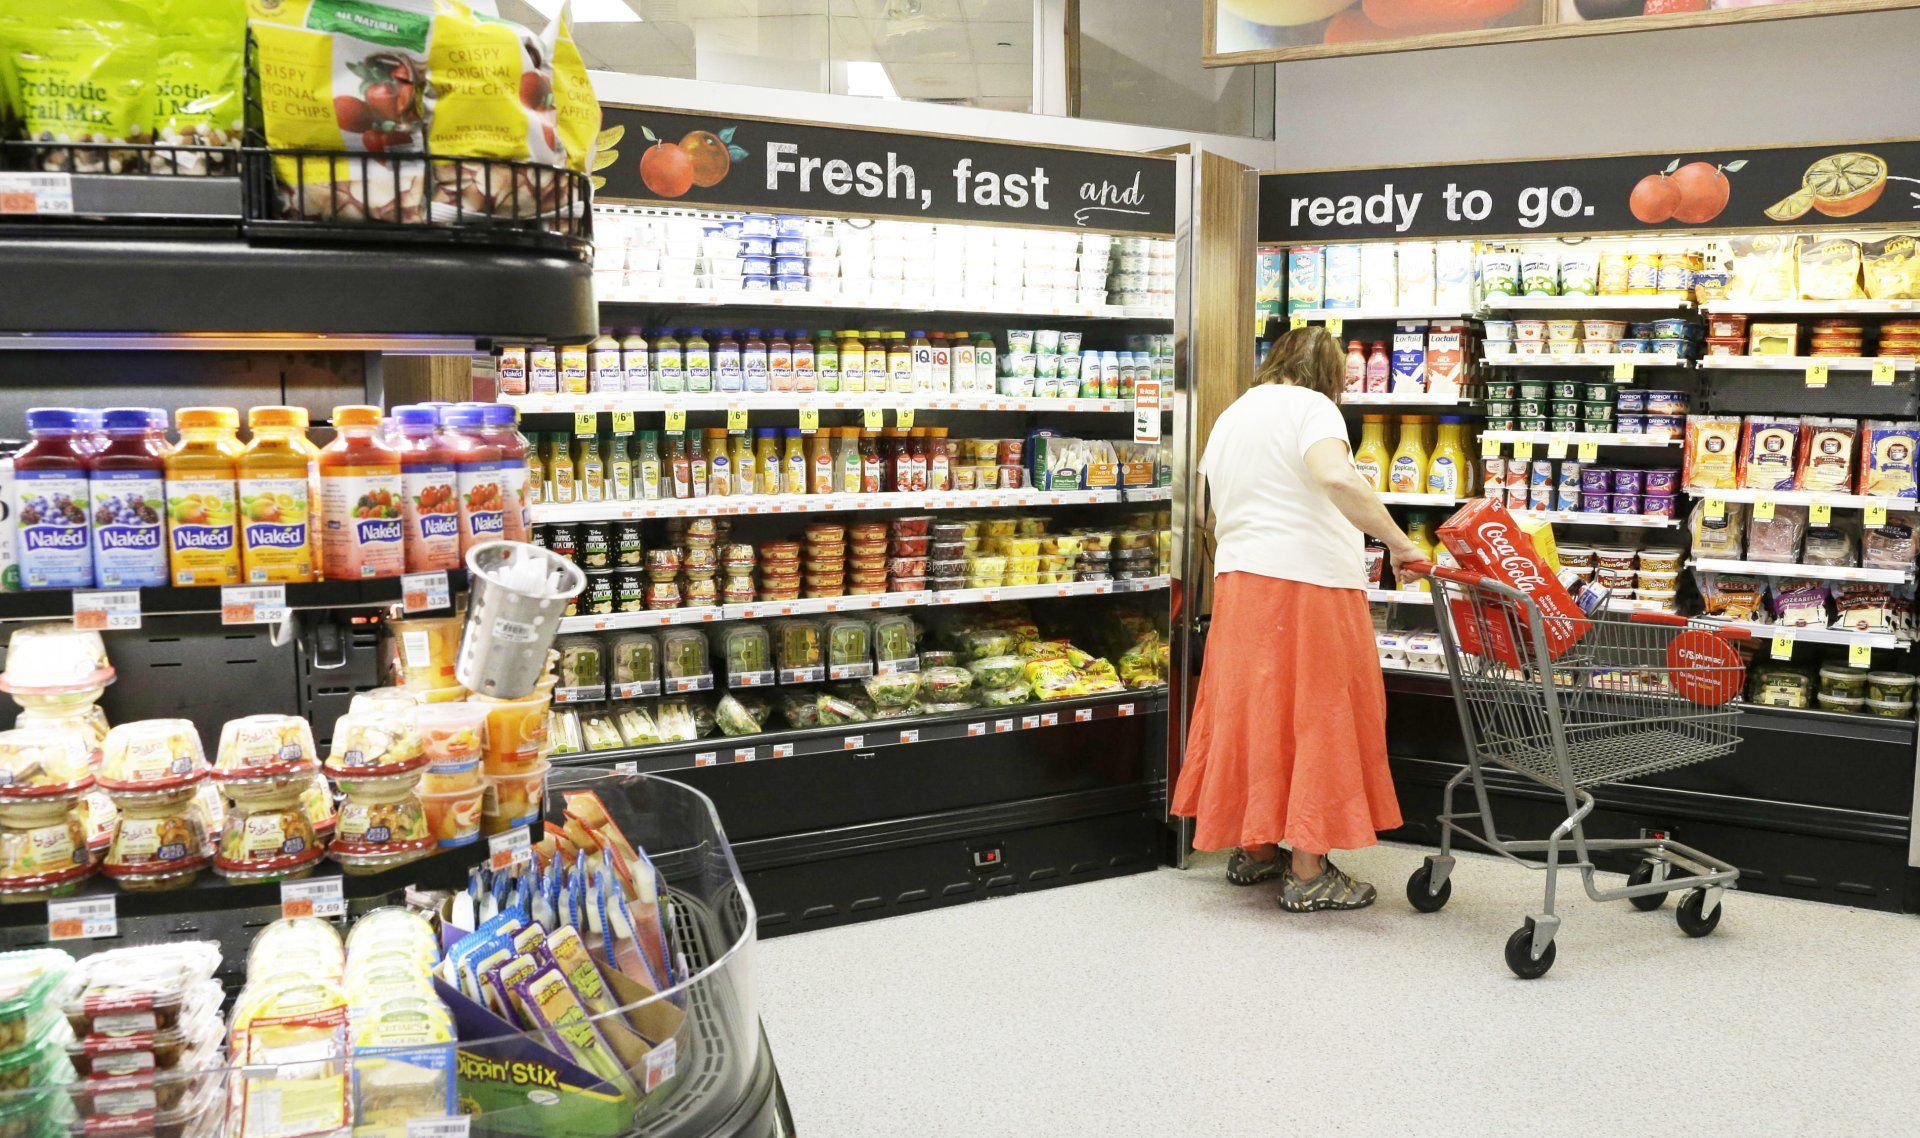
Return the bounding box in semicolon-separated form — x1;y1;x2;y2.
1474;521;1551;594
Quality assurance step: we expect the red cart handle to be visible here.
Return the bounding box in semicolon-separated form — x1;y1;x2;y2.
1401;560;1489;587
1630;609;1752;642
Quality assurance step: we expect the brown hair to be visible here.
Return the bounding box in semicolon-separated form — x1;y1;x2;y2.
1253;326;1344;401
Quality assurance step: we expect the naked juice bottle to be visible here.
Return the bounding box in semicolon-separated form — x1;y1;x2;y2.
320;405;404;580
443;404;505;554
476;403;530;544
89;408;170;589
392;406;460;572
165;407;242;587
237;406;318;584
15;408;97;590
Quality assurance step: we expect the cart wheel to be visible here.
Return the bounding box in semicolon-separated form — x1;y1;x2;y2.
1405;862;1451;913
1504;922;1556;979
1675;889;1723;938
1626;861;1667;911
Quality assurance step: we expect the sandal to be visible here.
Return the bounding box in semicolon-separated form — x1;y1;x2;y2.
1226;847;1287;886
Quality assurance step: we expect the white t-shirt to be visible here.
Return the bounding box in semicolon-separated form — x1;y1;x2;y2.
1200;383;1365;590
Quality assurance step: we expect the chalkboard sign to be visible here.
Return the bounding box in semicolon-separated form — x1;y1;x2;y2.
1260;140;1920;244
593;104;1177;236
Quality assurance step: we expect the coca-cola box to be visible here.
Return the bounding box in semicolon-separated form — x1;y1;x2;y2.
1437;499;1592;665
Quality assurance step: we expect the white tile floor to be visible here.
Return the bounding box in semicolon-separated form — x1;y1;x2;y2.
759;842;1920;1137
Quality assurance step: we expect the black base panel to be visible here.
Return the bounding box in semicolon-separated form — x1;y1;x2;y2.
745;803;1162;938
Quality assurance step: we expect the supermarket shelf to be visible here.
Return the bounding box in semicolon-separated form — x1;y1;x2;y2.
570;686;1170;775
503;391;1145;414
1698;488;1917;511
1379;492;1466;507
1482;295;1691;312
528;487;1155;524
560;576;1170;632
1698;355;1915;373
1483;353;1689;368
1123;485;1173;503
1704;619;1905;650
1690;558;1913;585
1294;307;1473;323
1341;392;1477;407
0;572;468;622
1480;430;1679;448
0;334;483;354
1511;509;1680;529
596;286;1173;322
1366;589;1433;605
1702;299;1920;316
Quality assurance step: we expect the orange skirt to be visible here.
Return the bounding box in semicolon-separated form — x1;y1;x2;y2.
1172;571;1402;854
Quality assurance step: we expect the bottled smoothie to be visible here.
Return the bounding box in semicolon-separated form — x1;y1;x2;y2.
742;329;769;393
391;406;460;573
974;333;997;391
909;331;933;392
89;408;169;589
320;405;404;580
653;328;683;393
237;406;319;584
792;331;816;393
620;329;650;393
684;328;712;394
476;403;531;544
839;330;865;394
888;331;913;394
863;331;889;394
952;333;977;393
714;329;743;393
589;330;623;394
442;405;505;553
768;330;793;392
165;407;242;587
815;331;840;394
16;408;96;589
1353;415;1392;492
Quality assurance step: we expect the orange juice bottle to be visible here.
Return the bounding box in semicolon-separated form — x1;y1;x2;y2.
237;407;319;583
165;407;242;586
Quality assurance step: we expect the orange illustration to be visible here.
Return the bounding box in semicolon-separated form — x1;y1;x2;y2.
635;124;750;199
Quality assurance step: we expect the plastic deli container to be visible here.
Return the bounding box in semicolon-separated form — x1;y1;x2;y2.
420;782;486;848
483;758;549;833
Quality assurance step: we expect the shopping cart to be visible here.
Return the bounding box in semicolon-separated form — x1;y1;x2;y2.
1401;561;1749;978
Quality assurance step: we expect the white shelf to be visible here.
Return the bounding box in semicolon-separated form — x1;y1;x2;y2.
1480;430;1679;448
1295;307;1473;323
1366;588;1433;605
722;593;926;620
1341;392;1476;407
1123;486;1173;503
528;487;1138;525
1690;558;1912;585
561;576;1171;631
557;606;725;633
502;391;1142;414
1482;295;1691;312
1705;619;1905;649
1694;488;1917;512
1512;509;1681;530
1379;493;1465;507
1702;299;1920;316
1698;355;1914;373
595;286;1173;322
1482;352;1687;368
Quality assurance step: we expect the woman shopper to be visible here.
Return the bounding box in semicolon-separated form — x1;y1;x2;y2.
1172;326;1420;912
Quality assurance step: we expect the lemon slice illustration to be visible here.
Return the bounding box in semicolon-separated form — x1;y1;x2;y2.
1804;151;1887;218
1764;187;1814;222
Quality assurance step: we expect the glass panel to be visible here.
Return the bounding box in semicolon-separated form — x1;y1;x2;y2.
1074;2;1269;137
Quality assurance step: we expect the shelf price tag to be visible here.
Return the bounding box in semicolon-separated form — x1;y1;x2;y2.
726;405;749;433
733;747;755;763
612;761;639;775
841;735;864;751
1861;502;1889;529
898;729;919;744
994;719;1014;733
798;407;820;434
1611;361;1634;381
1118;703;1136;717
574;411;598;437
664;409;687;432
771;743;794;759
401;571;451;613
1547;437;1569;460
1872;360;1898;386
1577;441;1599;462
1289;314;1307;331
281;876;345;920
0;173;75;216
221;585;287;626
407;1117;471;1138
1132;379;1163;445
1704;497;1726;522
1770;629;1795;661
1850;642;1874;667
896;408;915;431
1480;435;1500;458
72;590;140;632
1512;440;1533;460
1325;317;1344;338
693;752;717;767
48;896;116;941
611;410;637;433
1040;712;1059;727
1810;501;1832;526
1753;498;1776;522
862;407;884;431
1074;708;1094;723
487;826;532;872
966;723;986;737
1805;363;1829;389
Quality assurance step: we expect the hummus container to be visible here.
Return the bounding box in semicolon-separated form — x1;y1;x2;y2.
1868;672;1918;702
1865;698;1913;719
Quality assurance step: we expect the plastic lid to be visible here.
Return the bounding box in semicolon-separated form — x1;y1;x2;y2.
479;404;518;428
247;405;308;430
333;405;382;427
176;407;238;430
101;408;166;432
25;408;85;433
755;428;778;438
390;405;440;429
911;330;926;338
442;405;486;428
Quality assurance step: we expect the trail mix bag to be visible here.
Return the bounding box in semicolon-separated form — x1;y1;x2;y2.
151;0;245;174
0;0;159;173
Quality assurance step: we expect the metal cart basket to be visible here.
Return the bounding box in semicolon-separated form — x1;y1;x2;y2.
1402;561;1748;978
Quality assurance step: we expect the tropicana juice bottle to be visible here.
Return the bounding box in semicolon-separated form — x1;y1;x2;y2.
320;405;404;580
165;407;243;587
391;406;460;573
442;404;505;554
237;406;319;584
1426;415;1471;499
1352;414;1392;492
1388;416;1431;495
89;408;169;589
15;408;96;590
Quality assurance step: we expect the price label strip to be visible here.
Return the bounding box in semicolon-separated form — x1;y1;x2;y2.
665;409;687;431
1770;629;1795;661
574;411;598;437
281;876;346;920
1850;642;1874;668
221;584;288;626
73;590;141;631
48;896;116;941
896;408;916;431
612;410;637;433
1805;363;1829;389
488;826;532;872
798;407;820;434
401;571;451;613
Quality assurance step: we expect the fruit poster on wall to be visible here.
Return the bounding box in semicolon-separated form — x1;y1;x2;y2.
1258;139;1920;244
591;103;1177;235
1206;0;1919;64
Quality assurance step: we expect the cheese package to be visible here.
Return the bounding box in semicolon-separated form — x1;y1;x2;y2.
1797;417;1858;493
1739;415;1800;491
1684;414;1741;491
1860;420;1919;498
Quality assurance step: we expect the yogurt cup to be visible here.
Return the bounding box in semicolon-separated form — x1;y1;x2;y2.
1611;493;1642;515
1645;469;1679;494
1514;319;1547;342
1583;319;1627;340
1581;492;1611;512
1546;319;1581;342
1637;547;1683;572
1611;469;1645;494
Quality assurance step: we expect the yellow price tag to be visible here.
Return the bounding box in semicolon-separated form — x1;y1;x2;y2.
1289;315;1308;331
863;407;884;431
573;411;596;437
1871;359;1898;386
726;406;749;433
1753;498;1776;522
1805;363;1829;389
798;407;820;434
664;408;687;432
1547;437;1569;460
1771;631;1794;661
1705;497;1726;521
1513;440;1534;461
1850;642;1874;668
611;410;636;433
1326;317;1344;338
897;407;916;430
1480;435;1500;458
1577;441;1599;462
1612;361;1635;381
1867;503;1888;527
1810;501;1832;525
